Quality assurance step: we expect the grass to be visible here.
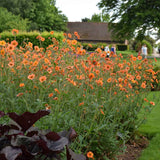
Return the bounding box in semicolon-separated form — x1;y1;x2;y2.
138;91;160;159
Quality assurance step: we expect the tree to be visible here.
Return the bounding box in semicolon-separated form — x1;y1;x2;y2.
0;0;68;31
0;7;29;32
98;0;160;40
81;10;110;23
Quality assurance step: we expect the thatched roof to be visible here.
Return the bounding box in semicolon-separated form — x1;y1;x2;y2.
67;22;115;43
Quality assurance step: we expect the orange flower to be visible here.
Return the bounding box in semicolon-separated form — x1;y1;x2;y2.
132;56;137;61
1;48;5;56
7;44;15;51
87;151;94;159
107;77;112;83
144;98;148;102
50;31;54;34
48;93;54;97
53;97;58;100
46;106;51;110
137;56;142;60
88;73;95;80
11;40;18;47
79;102;84;106
68;33;72;38
150;101;155;106
71;40;77;45
100;109;104;115
136;75;141;80
0;40;6;46
34;46;40;52
8;61;14;67
28;74;35;80
141;82;146;88
54;88;60;94
19;83;25;87
16;93;23;97
39;76;47;83
12;29;19;35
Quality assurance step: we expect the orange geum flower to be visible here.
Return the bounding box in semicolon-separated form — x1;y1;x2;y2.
1;49;5;56
7;44;15;51
54;88;60;94
137;56;142;60
8;61;14;68
144;98;148;102
0;40;6;46
19;83;25;87
71;40;77;45
87;151;94;159
100;109;104;115
88;73;95;80
53;97;58;100
141;82;146;88
150;101;155;106
79;102;84;106
39;76;47;83
50;31;54;35
12;29;19;35
11;40;18;47
136;75;141;80
28;74;35;80
48;93;54;97
107;77;112;83
132;56;137;61
16;93;23;97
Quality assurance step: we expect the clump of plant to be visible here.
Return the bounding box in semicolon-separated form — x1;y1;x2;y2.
0;110;86;160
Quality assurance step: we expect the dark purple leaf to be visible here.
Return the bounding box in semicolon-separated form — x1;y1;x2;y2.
45;131;61;141
0;146;22;160
0;111;5;118
0;125;10;136
0;137;10;151
68;128;77;141
66;146;86;160
0;153;7;160
11;135;41;155
26;127;39;137
58;128;78;142
8;110;50;132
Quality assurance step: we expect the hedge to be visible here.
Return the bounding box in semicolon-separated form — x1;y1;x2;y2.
0;31;64;48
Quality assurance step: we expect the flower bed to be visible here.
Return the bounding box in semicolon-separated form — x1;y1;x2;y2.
0;30;158;159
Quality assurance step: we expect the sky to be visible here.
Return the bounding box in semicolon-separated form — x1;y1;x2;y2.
55;0;102;22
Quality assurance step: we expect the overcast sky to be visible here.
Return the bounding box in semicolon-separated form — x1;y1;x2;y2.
56;0;102;22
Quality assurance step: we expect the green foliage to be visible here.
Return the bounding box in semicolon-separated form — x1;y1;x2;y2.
81;9;110;22
0;7;29;32
0;31;64;48
116;44;129;51
0;0;68;32
98;0;160;40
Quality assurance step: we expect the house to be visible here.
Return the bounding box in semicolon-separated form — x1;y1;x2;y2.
67;22;126;44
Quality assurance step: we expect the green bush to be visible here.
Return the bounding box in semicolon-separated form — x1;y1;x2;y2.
0;31;64;48
116;44;129;51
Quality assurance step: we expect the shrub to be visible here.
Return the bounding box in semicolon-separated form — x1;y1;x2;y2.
0;110;86;160
0;31;64;48
116;44;129;51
